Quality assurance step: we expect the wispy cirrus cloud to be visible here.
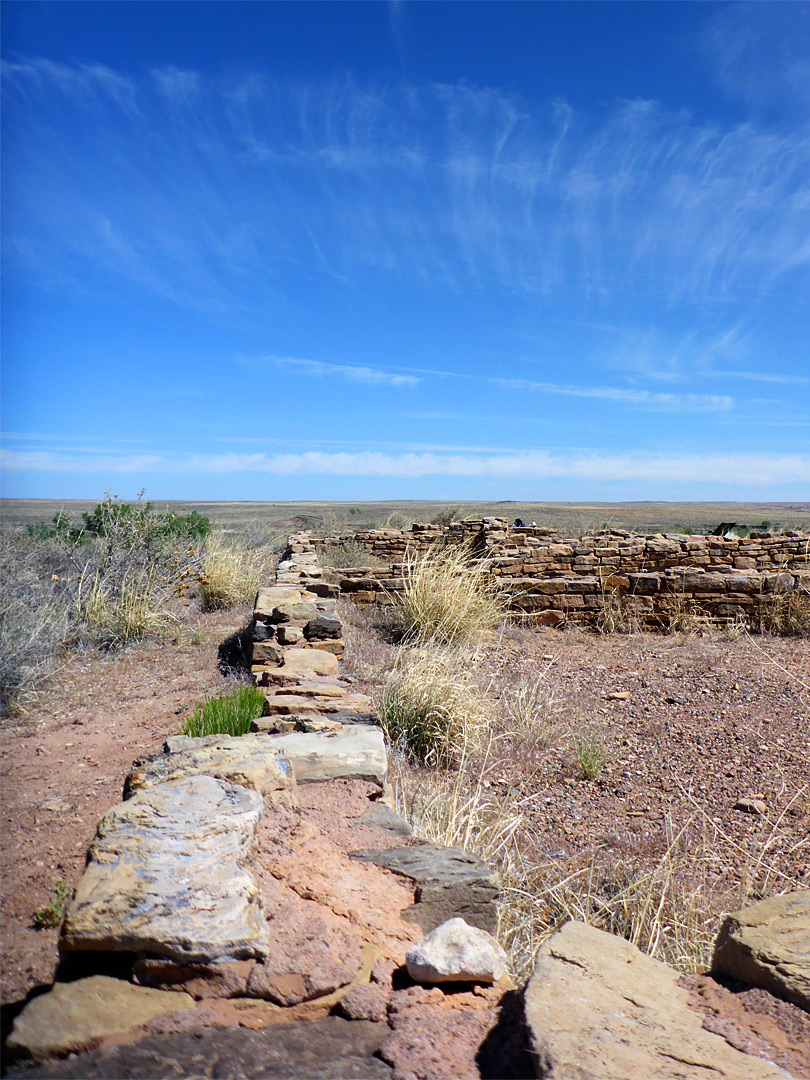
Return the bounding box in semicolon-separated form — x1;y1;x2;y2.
4;447;808;487
491;379;733;412
4;57;809;313
236;355;421;387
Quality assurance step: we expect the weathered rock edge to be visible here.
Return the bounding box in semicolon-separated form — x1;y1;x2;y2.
524;920;786;1080
712;890;810;1011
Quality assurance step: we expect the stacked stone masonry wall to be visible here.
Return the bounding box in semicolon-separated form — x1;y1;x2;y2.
315;520;809;630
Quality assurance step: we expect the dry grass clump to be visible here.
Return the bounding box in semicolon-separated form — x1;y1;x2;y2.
198;534;276;611
497;829;721;982
378;649;490;767
664;591;711;636
0;530;76;715
760;571;810;637
594;586;639;635
396;543;508;645
391;742;525;864
570;720;612;779
494;671;562;749
78;570;174;648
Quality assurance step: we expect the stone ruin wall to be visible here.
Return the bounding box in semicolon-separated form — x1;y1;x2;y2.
315;519;810;630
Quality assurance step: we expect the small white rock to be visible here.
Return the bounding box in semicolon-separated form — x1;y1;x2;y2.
405;917;508;984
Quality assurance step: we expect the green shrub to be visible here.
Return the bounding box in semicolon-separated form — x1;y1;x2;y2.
32;881;72;929
182;684;268;738
29;493;210;545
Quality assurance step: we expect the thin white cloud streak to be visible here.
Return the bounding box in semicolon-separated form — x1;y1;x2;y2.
491;380;733;412
237;355;421;387
4;448;808;486
236;354;736;411
4;59;809;309
720;370;810;385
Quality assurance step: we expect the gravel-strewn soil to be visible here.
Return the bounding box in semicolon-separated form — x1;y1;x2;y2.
2;602;807;1048
0;608;250;1007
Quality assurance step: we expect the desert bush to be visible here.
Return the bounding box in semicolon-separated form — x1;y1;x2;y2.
396;543;507;645
378;649;489;766
198;534;276;611
181;683;268;738
0;530;76;715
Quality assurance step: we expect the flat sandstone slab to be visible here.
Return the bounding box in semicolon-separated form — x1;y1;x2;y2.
280;648;340;679
6;976;193;1062
61;775;271;963
264;726;387;785
125;735;298;809
524;921;786;1080
712;890;810;1010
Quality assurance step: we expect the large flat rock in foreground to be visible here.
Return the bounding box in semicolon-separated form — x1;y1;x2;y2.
712;890;810;1010
7;1017;392;1079
524;921;786;1079
61;775;271;963
265;726;387;785
6;976;193;1062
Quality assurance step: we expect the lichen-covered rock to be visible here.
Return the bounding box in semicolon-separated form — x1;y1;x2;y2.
406;918;507;984
712;890;810;1010
61;776;271;963
125;735;298;809
6;976;193;1062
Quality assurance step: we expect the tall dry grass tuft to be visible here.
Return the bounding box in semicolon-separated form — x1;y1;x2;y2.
760;569;810;637
0;530;76;715
396;542;508;645
77;569;173;648
198;534;277;611
378;649;490;767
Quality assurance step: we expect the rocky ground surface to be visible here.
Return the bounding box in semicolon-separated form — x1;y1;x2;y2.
2;564;808;1077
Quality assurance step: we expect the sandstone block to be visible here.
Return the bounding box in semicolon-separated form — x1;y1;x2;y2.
405;918;507;984
6;976;193;1062
125;736;297;810
304;616;343;640
277;625;303;645
524;921;784;1079
263;725;387;785
272;601;320;624
251;640;284;665
254;587;305;620
712;890;810;1009
61;776;271;963
281;648;339;679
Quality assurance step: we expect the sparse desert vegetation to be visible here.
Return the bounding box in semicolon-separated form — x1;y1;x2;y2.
1;503;808;1013
0;493;282;716
339;536;809;982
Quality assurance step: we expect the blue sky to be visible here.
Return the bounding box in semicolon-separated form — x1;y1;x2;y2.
2;1;808;502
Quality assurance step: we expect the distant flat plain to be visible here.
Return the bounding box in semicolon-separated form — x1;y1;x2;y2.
3;499;809;535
